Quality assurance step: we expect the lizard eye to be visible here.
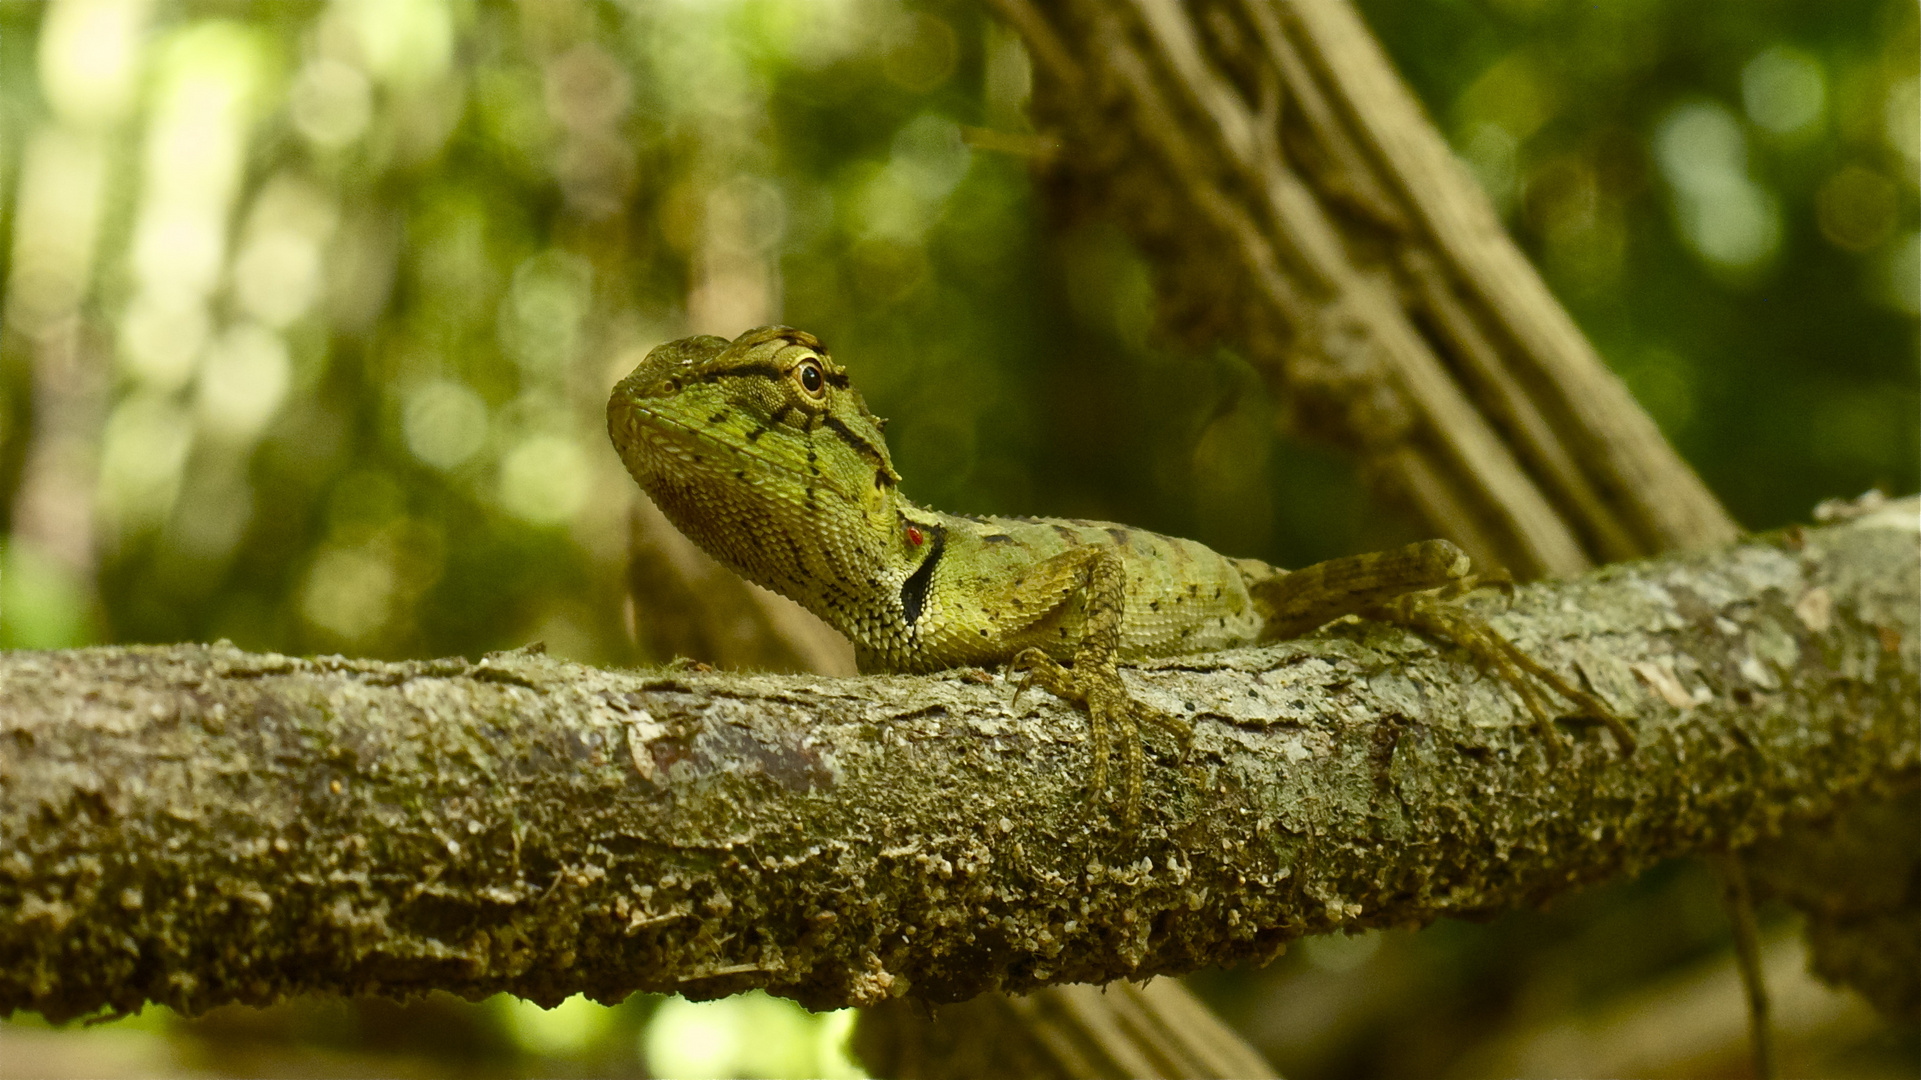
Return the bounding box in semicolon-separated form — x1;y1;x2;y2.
792;359;826;399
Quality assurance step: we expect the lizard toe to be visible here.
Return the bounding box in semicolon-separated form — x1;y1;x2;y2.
1008;648;1074;710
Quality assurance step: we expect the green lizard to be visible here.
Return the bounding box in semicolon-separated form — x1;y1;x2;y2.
608;325;1633;827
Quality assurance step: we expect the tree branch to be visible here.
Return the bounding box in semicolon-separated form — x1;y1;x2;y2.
2;502;1915;1023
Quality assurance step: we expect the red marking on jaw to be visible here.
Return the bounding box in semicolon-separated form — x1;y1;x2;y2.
907;526;924;546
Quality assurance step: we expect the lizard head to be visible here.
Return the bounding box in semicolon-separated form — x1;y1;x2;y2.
607;325;915;613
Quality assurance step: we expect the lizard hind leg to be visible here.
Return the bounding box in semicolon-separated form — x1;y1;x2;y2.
1248;540;1474;640
1377;590;1637;757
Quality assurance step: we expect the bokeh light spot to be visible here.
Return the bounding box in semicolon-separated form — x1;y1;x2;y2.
1654;101;1747;190
235;231;325;328
38;0;153;128
127;20;264;332
499;434;590;525
289;57;372;148
98;393;193;529
1815;164;1901;253
505;251;593;375
196;322;292;441
1742;46;1826;137
1454;51;1556;144
1458;121;1520;216
499;994;614;1058
1691;186;1780;272
757;0;870;71
131;209;227;303
893;114;971;200
234;172;340;328
339;0;453;90
6;128;110;331
403;379;489;470
857;114;970;244
641;992;863;1080
119;292;208;391
544;42;632;132
1886;75;1919;166
1654;101;1781;275
881;11;957;93
301;544;396;642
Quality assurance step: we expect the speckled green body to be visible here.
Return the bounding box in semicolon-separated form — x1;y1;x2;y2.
853;512;1267;673
607;326;1271;675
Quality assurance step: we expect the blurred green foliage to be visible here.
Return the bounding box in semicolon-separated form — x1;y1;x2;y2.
1;0;1911;666
1361;0;1919;532
0;0;1915;1077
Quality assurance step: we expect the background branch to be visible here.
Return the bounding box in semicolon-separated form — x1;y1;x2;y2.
3;501;1914;1024
995;0;1741;576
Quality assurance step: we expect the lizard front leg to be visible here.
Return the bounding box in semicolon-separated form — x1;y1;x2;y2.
1001;546;1191;830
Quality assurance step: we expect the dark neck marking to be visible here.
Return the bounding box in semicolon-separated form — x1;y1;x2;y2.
899;522;945;627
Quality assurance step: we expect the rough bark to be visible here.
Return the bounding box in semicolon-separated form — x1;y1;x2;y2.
1;500;1912;1024
993;0;1739;577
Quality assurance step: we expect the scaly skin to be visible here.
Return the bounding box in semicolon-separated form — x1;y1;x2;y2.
608;326;1632;828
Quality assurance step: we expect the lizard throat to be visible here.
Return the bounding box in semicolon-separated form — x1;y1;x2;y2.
618;404;923;638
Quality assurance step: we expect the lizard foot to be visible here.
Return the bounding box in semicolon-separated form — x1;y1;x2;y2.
1010;648;1192;830
1373;590;1636;759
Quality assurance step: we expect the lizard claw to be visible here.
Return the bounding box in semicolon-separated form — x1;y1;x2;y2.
1007;647;1050;711
1140;701;1194;744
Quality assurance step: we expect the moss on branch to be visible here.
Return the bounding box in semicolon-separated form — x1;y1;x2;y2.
1;501;1915;1022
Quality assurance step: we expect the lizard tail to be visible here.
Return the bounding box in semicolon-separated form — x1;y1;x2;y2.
1240;540;1474;641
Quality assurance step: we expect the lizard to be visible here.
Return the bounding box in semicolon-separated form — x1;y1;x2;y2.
607;325;1635;829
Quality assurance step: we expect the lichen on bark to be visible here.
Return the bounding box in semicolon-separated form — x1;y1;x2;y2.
1;500;1915;1023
